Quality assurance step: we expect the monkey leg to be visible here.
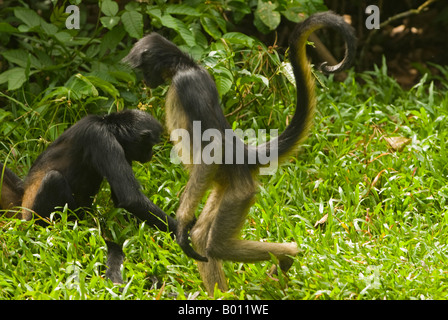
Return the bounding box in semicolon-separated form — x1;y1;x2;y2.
190;186;228;294
105;240;125;285
25;170;77;224
176;163;218;261
205;181;299;273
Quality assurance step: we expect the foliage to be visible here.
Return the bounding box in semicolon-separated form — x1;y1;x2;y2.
1;0;448;300
0;0;325;156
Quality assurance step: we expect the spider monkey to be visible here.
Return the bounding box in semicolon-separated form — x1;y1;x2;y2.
0;109;200;283
124;12;357;295
17;110;175;230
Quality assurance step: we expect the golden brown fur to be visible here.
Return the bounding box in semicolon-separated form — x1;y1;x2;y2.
20;170;46;220
0;163;24;218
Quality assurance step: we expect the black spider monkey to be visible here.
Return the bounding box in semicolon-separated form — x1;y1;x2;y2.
124;11;356;295
0;109;197;283
20;110;174;229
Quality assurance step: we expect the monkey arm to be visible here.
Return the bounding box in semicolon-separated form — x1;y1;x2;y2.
109;166;177;233
90;136;177;233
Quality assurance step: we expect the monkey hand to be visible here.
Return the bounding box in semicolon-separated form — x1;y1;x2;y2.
177;221;209;262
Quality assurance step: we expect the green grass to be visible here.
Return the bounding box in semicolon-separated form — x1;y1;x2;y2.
2;63;448;300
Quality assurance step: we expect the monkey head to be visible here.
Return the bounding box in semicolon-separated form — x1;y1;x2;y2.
105;109;163;163
123;33;197;88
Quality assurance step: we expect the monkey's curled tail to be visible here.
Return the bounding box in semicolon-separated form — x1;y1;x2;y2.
251;12;356;168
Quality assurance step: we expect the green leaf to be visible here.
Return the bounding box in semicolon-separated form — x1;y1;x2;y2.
222;32;255;47
38;86;71;105
254;74;269;87
1;49;42;70
176;26;196;47
100;16;120;30
255;0;281;31
228;0;251;23
200;16;221;39
40;21;59;35
160;15;196;47
85;75;119;98
65;73;99;99
54;31;72;43
101;0;119;16
160;14;177;29
146;6;162;20
0;109;13;122
166;4;200;17
0;22;18;33
109;71;135;84
282;6;307;23
85;45;100;59
215;75;233;96
213;66;233;96
0;68;27;91
14;8;42;28
121;10;143;39
33;50;54;68
99;25;126;56
253;14;271;34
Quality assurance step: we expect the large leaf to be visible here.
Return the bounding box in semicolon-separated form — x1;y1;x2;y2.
14;8;42;28
228;1;251;23
160;15;196;47
101;0;119;16
146;7;162;20
40;21;58;35
255;1;281;31
200;16;221;39
65;73;99;99
99;26;126;56
121;10;143;39
222;32;255;47
100;16;120;30
213;66;233;96
282;6;307;23
1;49;42;70
85;75;120;98
166;4;200;17
0;68;27;91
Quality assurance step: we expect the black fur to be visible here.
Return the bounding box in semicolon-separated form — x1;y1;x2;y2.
105;240;125;284
2;109;180;284
23;109;176;231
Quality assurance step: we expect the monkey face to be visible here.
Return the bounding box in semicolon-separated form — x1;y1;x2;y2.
121;130;159;164
134;138;154;163
123;33;188;88
142;67;165;88
108;110;162;164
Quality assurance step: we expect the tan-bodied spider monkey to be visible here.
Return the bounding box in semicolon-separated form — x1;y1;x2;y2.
124;12;357;295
